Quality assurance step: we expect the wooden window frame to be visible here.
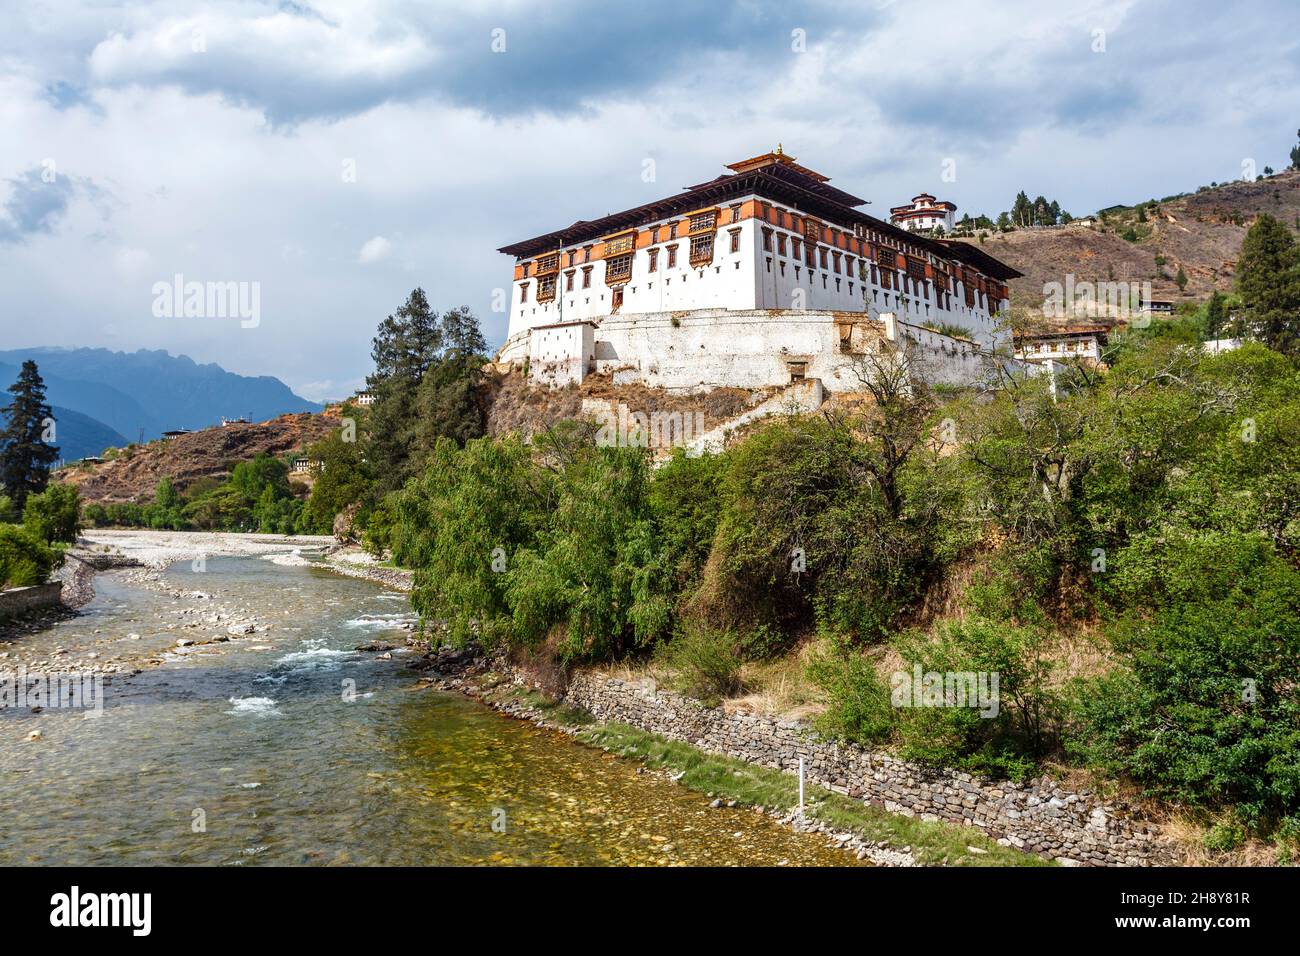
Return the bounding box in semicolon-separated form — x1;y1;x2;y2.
689;232;714;266
605;252;633;284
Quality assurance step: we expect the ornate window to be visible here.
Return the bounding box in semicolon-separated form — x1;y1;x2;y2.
689;233;714;266
688;210;717;234
604;232;635;257
730;229;741;254
537;275;556;301
536;253;559;275
582;266;592;288
605;253;633;283
666;245;678;269
648;248;659;272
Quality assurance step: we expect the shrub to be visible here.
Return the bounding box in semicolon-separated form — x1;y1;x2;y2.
891;618;1059;780
657;621;744;706
0;523;60;588
807;647;895;746
1068;553;1300;828
82;502;108;527
22;484;81;544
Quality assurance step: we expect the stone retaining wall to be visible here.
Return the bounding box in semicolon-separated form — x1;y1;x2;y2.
563;671;1177;866
0;582;64;619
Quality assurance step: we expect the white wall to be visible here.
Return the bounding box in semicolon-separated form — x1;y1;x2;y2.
528;321;594;387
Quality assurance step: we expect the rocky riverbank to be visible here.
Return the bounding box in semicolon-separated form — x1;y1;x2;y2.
320;547;414;592
2;531;336;673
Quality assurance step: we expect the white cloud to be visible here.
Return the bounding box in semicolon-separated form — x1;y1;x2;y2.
357;235;392;264
0;0;1296;399
113;246;153;276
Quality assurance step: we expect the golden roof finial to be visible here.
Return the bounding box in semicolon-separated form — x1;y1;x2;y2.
775;142;784;156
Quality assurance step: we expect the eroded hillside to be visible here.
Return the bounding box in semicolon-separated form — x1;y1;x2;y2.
961;169;1300;314
56;413;338;504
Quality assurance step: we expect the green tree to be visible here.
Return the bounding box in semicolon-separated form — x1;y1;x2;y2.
1204;290;1229;339
1236;214;1300;356
367;293;489;493
22;483;81;544
1175;264;1188;292
392;434;553;648
302;420;374;534
0;361;59;510
229;454;290;502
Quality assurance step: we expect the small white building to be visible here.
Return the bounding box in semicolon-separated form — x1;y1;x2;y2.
889;193;958;234
1014;326;1109;363
528;320;596;387
1203;338;1243;355
354;391;376;407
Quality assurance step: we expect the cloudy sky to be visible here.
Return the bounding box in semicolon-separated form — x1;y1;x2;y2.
1;0;1297;401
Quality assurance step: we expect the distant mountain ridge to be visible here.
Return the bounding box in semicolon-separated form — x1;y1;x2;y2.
0;347;320;443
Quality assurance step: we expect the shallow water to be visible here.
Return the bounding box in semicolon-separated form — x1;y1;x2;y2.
0;556;855;866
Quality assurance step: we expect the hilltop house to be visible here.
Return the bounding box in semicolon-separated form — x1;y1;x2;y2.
889;193;958;234
496;148;1021;391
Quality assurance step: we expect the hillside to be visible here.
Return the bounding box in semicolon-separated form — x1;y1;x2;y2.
55;412;338;504
956;169;1300;316
0;347;320;441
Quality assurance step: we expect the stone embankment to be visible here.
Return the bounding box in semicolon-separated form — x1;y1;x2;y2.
562;673;1178;866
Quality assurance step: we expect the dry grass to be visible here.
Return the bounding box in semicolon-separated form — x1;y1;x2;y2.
1161;813;1286;867
729;640;827;720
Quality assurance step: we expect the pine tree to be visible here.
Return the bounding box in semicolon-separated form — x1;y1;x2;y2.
1011;191;1031;228
366;291;489;493
1204;291;1228;340
0;360;59;510
1236;214;1300;356
1291;129;1300;170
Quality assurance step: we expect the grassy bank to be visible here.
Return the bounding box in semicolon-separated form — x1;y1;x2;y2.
472;673;1052;866
572;721;1053;867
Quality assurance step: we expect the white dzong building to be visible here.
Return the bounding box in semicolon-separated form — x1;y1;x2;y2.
496;149;1020;391
889;193;958;234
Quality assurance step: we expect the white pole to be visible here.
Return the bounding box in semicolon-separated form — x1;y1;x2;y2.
798;756;805;817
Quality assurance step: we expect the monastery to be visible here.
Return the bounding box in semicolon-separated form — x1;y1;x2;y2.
496;148;1021;393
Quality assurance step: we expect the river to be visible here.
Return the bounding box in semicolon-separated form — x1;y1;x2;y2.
0;552;856;866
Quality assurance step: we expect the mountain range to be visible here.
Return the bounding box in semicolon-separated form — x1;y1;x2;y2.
0;347;320;460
